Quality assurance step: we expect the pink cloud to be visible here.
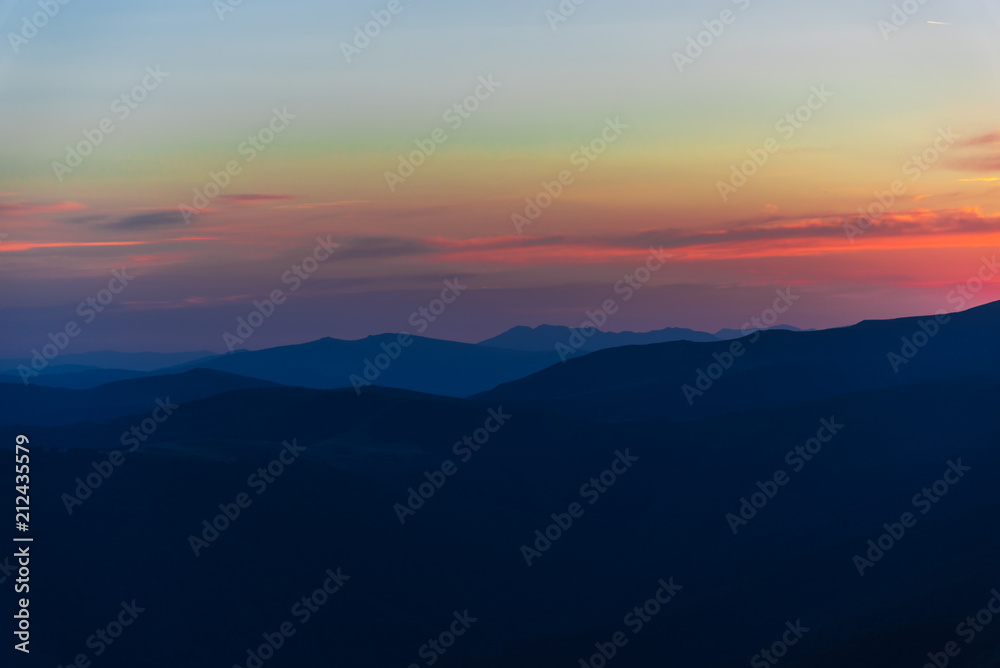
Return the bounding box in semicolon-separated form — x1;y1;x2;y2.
948;130;1000;172
949;155;1000;172
327;208;1000;267
961;131;1000;147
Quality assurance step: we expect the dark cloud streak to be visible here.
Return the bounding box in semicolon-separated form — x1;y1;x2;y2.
106;210;189;229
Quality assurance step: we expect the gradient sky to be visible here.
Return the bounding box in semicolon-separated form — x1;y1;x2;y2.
2;0;1000;355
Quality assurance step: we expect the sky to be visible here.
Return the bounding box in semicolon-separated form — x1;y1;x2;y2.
1;0;1000;355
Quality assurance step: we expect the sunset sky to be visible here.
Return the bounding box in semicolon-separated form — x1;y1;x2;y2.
2;0;1000;355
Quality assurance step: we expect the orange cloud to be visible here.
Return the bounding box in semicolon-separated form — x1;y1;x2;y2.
0;200;86;216
0;237;219;253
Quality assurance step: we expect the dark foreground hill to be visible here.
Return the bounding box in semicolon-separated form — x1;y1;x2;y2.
478;300;1000;422
5;375;1000;667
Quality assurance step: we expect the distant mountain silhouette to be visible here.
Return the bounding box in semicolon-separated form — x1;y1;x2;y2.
0;367;149;389
0;326;810;391
713;323;811;339
0;349;215;372
478;324;719;352
0;368;280;426
0;350;219;389
479;324;812;352
162;335;558;397
478;300;1000;421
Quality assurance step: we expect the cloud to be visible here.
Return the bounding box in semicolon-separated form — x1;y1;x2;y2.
629;208;1000;246
960;131;1000;147
948;130;1000;172
271;200;375;211
107;210;189;229
330;234;581;263
0;240;149;254
949;155;1000;172
335;208;1000;266
0;200;86;217
334;236;438;261
217;194;295;204
67;214;112;224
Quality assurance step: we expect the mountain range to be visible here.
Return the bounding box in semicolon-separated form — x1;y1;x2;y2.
4;303;999;667
0;322;809;394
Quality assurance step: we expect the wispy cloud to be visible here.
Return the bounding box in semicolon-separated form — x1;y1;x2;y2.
946;131;1000;172
334;236;438;261
961;132;1000;147
326;208;1000;266
107;210;190;229
0;240;149;253
273;200;374;210
950;156;1000;172
0;200;86;217
0;236;218;254
217;194;296;204
66;214;112;224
